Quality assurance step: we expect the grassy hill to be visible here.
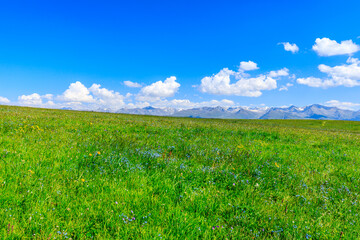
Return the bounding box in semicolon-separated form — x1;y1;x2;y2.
1;105;360;239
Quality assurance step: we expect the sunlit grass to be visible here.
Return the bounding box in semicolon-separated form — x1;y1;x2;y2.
1;105;360;239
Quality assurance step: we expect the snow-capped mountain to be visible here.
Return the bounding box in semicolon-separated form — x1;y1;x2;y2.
115;104;360;120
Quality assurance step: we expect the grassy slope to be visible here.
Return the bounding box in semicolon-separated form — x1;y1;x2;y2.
1;105;360;239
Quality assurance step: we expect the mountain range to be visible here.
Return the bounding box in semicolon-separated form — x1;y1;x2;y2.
114;104;360;120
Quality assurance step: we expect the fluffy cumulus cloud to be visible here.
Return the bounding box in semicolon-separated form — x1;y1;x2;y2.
43;94;53;100
89;84;125;108
200;62;289;97
137;76;180;102
18;93;43;105
58;82;127;110
10;76;255;111
0;96;10;104
60;81;95;103
124;81;142;88
297;77;324;88
312;38;360;56
125;97;236;110
279;83;294;91
325;100;360;110
18;93;55;107
297;57;360;88
269;68;289;78
279;42;299;53
239;61;259;71
15;82;128;110
154;99;235;109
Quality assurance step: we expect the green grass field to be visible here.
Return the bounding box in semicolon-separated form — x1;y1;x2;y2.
1;105;360;239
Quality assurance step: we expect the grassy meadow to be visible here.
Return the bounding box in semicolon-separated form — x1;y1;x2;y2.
1;105;360;239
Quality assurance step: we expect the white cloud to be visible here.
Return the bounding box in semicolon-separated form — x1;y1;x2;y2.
43;94;53;100
60;81;95;103
279;83;294;91
124;81;142;88
197;99;234;107
167;99;193;108
239;61;259;71
61;102;83;110
127;101;150;109
200;63;287;97
89;84;125;108
347;57;360;64
141;98;235;109
18;93;57;108
137;76;180;102
170;99;234;108
18;93;43;105
0;96;10;104
15;82;128;111
279;42;299;53
46;101;55;106
312;38;360;56
268;68;289;78
297;77;325;88
325;100;360;110
297;58;360;88
57;82;128;110
14;82;128;111
318;63;360;82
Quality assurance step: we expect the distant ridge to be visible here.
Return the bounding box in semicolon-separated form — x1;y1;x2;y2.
116;104;360;120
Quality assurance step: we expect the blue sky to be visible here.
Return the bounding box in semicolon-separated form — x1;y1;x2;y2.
1;0;360;110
